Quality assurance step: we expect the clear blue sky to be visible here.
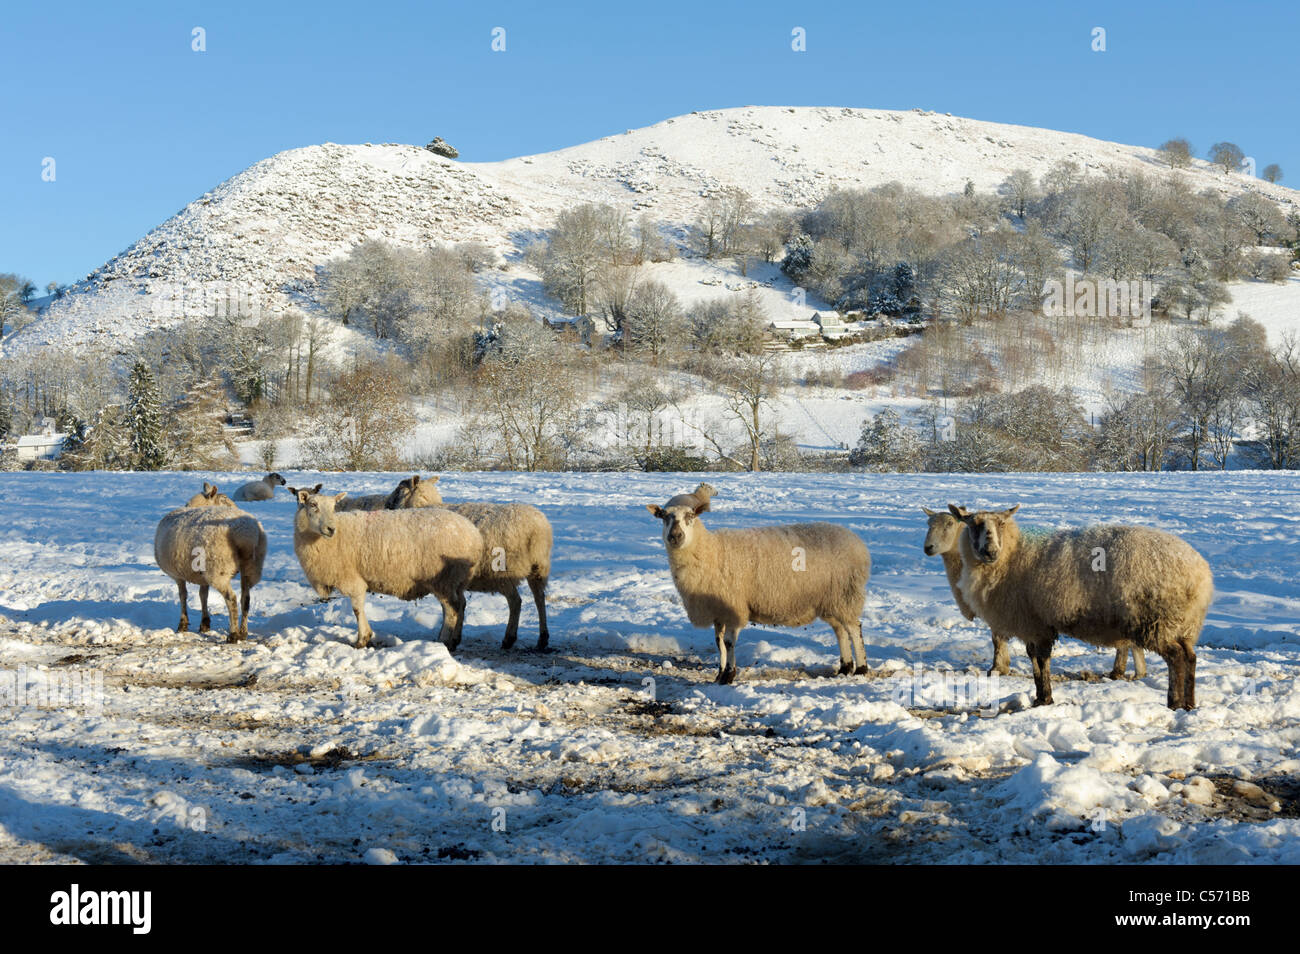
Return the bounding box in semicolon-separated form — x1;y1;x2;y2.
2;0;1295;289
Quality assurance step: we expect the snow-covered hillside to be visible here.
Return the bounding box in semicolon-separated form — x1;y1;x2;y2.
0;471;1297;863
7;106;1299;356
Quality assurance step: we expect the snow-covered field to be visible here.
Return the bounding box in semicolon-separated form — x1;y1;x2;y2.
1;470;1298;864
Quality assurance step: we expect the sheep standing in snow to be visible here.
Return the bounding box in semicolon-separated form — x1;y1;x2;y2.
385;475;553;651
154;484;268;641
292;488;482;649
951;504;1212;710
231;472;287;502
646;494;871;684
922;507;1145;679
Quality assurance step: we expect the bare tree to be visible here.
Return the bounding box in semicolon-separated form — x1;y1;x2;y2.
1208;141;1246;175
1158;138;1193;169
304;358;416;470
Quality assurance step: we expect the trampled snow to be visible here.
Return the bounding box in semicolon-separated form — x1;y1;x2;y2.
0;470;1297;863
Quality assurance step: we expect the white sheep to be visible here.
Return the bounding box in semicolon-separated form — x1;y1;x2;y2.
231;472;287;502
647;494;871;683
922;506;1145;679
292;488;483;649
951;504;1212;710
154;483;267;641
385;475;553;651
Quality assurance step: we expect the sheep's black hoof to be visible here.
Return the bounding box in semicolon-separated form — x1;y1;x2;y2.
176;621;188;634
501;636;518;651
715;669;737;685
533;640;552;653
199;621;211;634
226;633;243;644
1032;697;1052;707
837;660;855;676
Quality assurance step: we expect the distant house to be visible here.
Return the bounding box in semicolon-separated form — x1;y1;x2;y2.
768;318;821;341
812;310;852;339
16;419;67;462
546;314;597;346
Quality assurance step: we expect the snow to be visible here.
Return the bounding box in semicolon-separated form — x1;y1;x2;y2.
0;469;1297;863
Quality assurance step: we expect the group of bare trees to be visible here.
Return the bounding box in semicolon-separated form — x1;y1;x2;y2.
1160;137;1283;183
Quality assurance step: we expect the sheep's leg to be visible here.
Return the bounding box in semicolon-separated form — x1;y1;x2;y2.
198;584;211;633
347;590;373;649
500;584;522;650
239;576;251;638
437;590;465;652
713;623;727;681
1132;646;1147;679
830;620;854;675
716;626;740;685
529;576;550;651
215;580;241;644
989;633;1010;676
1108;643;1129;680
1029;638;1054;706
1183;643;1196;710
849;620;870;676
175;580;189;633
1163;647;1185;710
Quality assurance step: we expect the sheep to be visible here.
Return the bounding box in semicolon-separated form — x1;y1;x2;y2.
950;504;1212;710
231;472;287;502
292;488;482;650
664;482;716;513
186;482;236;508
154;484;267;642
646;494;871;684
922;507;1145;679
385;475;553;651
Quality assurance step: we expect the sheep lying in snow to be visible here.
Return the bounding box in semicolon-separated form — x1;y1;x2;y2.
385;475;553;651
154;484;267;642
231;472;287;502
922;507;1145;679
292;488;482;649
647;493;871;684
951;504;1212;710
664;482;716;513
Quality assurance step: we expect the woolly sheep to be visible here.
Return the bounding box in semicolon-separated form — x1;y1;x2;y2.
292;488;482;650
385;475;553;651
154;483;267;641
647;494;871;684
951;504;1212;710
922;507;1145;679
231;472;287;502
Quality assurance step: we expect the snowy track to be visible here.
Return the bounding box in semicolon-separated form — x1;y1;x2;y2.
0;471;1298;863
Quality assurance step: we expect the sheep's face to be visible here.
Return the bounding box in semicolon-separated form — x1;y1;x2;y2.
297;491;347;538
954;504;1019;564
386;475;442;509
646;502;705;550
267;472;287;487
921;507;965;556
186;483;236;508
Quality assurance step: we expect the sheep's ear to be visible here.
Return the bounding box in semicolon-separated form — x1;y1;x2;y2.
646;504;665;519
205;484;219;498
692;501;708;516
409;475;420;486
295;489;310;505
922;506;938;516
312;483;323;493
334;492;347;504
1003;504;1020;517
947;503;967;519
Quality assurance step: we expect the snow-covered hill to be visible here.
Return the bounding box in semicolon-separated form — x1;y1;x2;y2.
7;106;1298;356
